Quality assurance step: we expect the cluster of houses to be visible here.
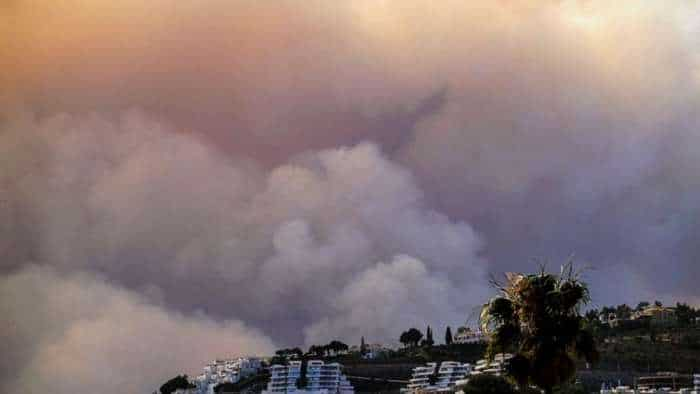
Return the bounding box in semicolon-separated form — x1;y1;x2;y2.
402;353;512;393
601;373;700;393
600;304;679;327
192;357;264;394
402;359;700;394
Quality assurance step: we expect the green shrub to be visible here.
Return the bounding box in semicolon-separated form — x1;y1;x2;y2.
461;374;517;394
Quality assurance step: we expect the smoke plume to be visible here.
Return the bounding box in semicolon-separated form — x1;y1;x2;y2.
2;1;700;392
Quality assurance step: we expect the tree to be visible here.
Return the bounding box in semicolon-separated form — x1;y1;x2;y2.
400;331;410;347
425;326;434;347
400;328;423;347
408;328;423;347
636;301;650;311
445;326;453;345
654;300;663;307
160;375;195;394
480;264;599;394
275;347;303;360
584;309;599;323
327;340;349;355
297;358;308;389
360;336;367;355
600;306;616;320
676;302;694;327
583;309;602;334
460;374;516;394
615;304;632;320
308;345;325;357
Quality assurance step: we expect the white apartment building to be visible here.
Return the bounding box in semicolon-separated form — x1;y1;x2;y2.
306;361;354;394
471;353;512;376
435;362;472;389
404;363;437;392
402;355;511;393
263;360;354;394
266;361;302;393
402;362;473;393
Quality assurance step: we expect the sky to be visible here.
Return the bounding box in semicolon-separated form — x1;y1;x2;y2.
2;1;700;393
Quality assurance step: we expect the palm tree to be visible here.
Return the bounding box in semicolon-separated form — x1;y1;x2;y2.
479;263;599;394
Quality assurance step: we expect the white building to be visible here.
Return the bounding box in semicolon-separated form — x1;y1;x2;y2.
263;360;354;394
600;312;618;325
402;355;513;393
404;363;437;392
403;361;473;393
306;361;354;393
453;327;485;344
266;361;302;393
435;362;472;389
194;357;263;394
470;353;512;377
361;343;391;360
599;374;700;394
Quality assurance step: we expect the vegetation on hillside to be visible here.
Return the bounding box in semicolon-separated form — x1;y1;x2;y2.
159;375;195;394
460;374;517;394
171;265;699;394
213;371;270;393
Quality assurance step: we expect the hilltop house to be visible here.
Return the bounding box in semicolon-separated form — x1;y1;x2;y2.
453;327;485;344
632;305;677;326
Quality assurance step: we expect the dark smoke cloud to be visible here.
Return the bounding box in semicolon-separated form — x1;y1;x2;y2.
2;1;700;392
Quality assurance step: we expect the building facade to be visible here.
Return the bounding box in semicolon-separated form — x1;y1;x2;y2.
405;363;437;392
435;362;472;389
469;353;513;377
632;306;677;326
453;327;485;344
263;360;354;394
403;361;473;393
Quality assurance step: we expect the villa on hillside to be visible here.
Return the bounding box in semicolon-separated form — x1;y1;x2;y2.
348;343;392;359
601;305;678;328
452;327;485;344
631;305;677;325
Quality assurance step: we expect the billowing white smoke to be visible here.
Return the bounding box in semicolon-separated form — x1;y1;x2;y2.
304;255;479;344
0;110;488;392
4;1;700;392
0;266;275;394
